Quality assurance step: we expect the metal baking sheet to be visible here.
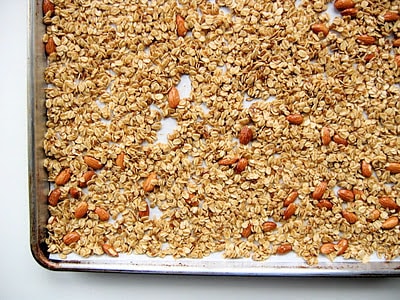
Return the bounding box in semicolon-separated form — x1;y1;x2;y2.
28;0;400;276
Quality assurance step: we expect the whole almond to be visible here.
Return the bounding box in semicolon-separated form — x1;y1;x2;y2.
379;197;399;210
235;158;248;174
284;191;298;207
396;55;400;67
393;39;400;47
311;23;329;37
262;221;277;232
367;209;380;222
321;126;331;146
83;155;103;170
45;36;56;55
360;160;373;178
55;168;71;186
283;203;297;220
241;224;252;238
364;53;376;62
340;7;358;17
316;199;333;210
238;126;253;145
320;243;336;255
138;202;150;218
312;181;328;200
43;0;55;15
63;231;80;245
95;207;110;221
384;11;400;22
342;210;357;224
143;172;157;192
218;156;239;165
356;35;376;45
286;113;303;125
337;189;355;202
78;170;96;188
176;15;187;37
333;134;348;146
102;244;119;257
69;187;81;199
48;188;61;206
381;216;399;229
334;0;355;10
168;86;180;108
385;162;400;174
74;201;88;218
336;238;348;256
116;152;125;169
276;244;292;255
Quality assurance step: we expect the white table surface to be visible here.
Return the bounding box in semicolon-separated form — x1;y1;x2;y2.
1;1;399;299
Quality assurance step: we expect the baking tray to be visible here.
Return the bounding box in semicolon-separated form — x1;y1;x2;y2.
28;0;400;276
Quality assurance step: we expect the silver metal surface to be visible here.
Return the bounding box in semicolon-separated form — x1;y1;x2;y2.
28;0;400;276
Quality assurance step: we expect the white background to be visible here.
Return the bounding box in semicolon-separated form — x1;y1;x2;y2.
0;1;399;299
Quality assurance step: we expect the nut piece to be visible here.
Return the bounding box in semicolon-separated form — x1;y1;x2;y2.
337;189;355;202
336;238;349;256
143;172;157;192
334;0;355;11
393;39;400;47
312;181;328;200
43;0;55;15
342;210;358;224
176;15;187;37
333;134;348;146
320;243;336;255
48;188;61;206
364;53;376;62
286;114;303;125
78;170;96;188
83;156;103;170
185;193;199;207
361;160;373;178
69;187;81;199
168;86;180;109
138;202;150;218
116;152;125;169
241;223;252;238
102;244;119;257
45;36;56;55
356;35;376;45
367;209;380;222
235;158;248;174
316;199;333;210
74;201;88;218
385;162;400;174
283;203;297;220
340;7;358;17
396;55;400;67
381;216;399;229
311;23;329;37
284;191;298;207
276;244;292;255
94;207;110;221
238;126;253;145
55;168;71;186
384;11;400;22
63;232;80;245
321;126;331;146
379;197;399;210
262;221;277;232
218;156;239;165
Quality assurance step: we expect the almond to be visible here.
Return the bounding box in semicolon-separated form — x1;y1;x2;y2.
283;203;297;220
334;0;355;11
116;152;125;169
336;238;348;256
333;134;348;146
83;155;103;170
320;243;336;255
340;7;358;17
235;158;248;174
102;244;119;257
94;207;110;221
55;168;71;186
168;86;180;108
143;172;157;192
138;202;150;218
43;0;55;16
381;216;399;229
176;15;187;37
78;170;96;188
342;210;357;224
367;209;380;222
284;191;298;207
276;244;292;255
286;113;303;125
385;162;400;174
352;189;364;200
63;231;80;245
74;201;88;218
321;126;331;146
316;199;333;210
364;53;376;62
337;189;355;202
262;221;277;232
379;197;399;210
396;55;400;67
48;188;61;206
383;11;400;22
241;223;252;238
311;23;329;37
69;187;81;199
360;160;373;178
356;35;376;45
393;39;400;47
238;126;253;145
45;36;56;55
312;181;328;200
218;156;239;165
